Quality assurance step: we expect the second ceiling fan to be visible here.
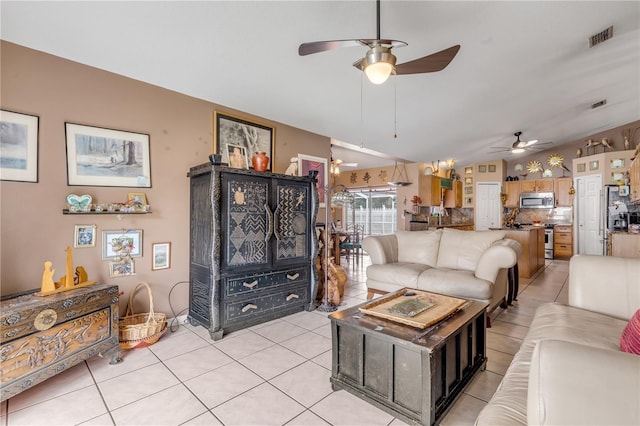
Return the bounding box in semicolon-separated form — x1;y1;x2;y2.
298;0;460;85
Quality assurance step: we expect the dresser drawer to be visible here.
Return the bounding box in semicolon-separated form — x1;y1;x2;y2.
554;232;572;245
225;267;308;297
225;285;309;323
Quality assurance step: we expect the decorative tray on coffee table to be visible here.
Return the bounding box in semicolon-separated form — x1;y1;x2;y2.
359;288;468;329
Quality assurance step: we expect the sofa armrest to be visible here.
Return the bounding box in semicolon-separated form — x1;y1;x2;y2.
528;340;640;426
569;255;640;321
474;241;519;284
362;234;398;265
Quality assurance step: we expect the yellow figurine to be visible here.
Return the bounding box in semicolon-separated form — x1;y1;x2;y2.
36;246;96;296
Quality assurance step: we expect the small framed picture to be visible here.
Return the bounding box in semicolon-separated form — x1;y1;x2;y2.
465;197;473;205
152;242;171;270
1;109;39;183
577;163;586;173
612;172;624;183
619;185;630;196
465;167;473;175
102;229;142;259
464;177;473;185
488;164;496;173
128;192;147;205
478;165;487;173
74;224;96;248
589;160;599;171
465;186;473;194
226;143;249;169
610;159;624;169
109;260;135;277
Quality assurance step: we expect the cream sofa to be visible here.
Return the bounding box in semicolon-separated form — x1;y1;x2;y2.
476;255;640;426
361;229;520;312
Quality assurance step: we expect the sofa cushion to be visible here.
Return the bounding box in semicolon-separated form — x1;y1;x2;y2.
436;228;505;271
395;230;441;268
417;268;492;300
475;302;628;426
366;262;432;288
621;309;640;355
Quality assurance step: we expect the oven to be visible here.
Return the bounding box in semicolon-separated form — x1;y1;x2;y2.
544;226;554;259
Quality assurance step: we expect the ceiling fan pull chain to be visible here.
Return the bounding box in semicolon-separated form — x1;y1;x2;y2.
394;76;398;140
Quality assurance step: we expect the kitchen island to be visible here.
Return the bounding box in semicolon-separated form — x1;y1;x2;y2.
503;227;545;278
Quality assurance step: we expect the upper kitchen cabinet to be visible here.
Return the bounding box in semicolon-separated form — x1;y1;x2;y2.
555;177;574;207
503;181;521;208
520;179;554;193
444;180;463;208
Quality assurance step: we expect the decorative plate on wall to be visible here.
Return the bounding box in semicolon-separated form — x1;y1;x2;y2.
514;163;523;172
547;153;564;168
527;160;543;174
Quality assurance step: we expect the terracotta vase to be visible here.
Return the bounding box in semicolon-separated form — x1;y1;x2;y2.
252;151;269;171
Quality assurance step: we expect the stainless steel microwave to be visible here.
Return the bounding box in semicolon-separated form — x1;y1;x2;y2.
520;192;555;209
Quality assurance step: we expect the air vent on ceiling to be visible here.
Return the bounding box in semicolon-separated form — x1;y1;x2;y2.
591;99;607;109
589;26;613;48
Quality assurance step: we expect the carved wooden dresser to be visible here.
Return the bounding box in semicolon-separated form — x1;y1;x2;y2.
187;163;318;340
0;284;120;401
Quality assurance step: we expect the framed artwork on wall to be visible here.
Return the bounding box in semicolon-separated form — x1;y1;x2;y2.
109;260;135;278
298;154;328;207
0;109;39;183
488;164;496;173
589;160;599;171
74;224;96;248
214;111;274;171
65;123;151;187
478;165;487;173
577;163;586;173
465;167;473;175
102;229;143;260
464;177;473;185
152;242;171;270
610;159;624;169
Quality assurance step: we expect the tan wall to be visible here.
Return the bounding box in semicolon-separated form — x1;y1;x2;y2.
0;41;330;315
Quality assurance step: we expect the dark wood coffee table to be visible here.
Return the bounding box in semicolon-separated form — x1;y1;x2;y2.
329;290;487;426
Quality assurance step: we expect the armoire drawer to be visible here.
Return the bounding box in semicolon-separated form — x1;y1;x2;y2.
224;285;309;323
225;267;308;297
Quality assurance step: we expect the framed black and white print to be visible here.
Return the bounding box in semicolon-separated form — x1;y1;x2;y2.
0;110;39;182
65;123;151;187
214;111;274;170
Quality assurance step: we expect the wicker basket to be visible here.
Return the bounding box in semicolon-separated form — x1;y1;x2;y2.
119;282;166;349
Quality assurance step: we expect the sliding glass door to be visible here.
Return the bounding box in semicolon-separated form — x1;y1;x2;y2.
344;188;397;235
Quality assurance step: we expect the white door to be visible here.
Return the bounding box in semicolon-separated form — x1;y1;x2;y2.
476;183;501;230
576;174;603;254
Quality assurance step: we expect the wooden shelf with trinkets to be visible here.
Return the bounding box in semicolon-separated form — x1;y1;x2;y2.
63;209;152;215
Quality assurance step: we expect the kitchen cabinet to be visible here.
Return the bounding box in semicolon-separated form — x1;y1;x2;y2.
630;156;640;204
554;224;573;260
444;180;463;208
187;164;318;340
520;179;554;193
610;232;640;259
503;181;521;208
419;175;445;206
554;178;574;207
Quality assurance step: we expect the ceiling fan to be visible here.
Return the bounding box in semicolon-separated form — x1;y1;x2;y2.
490;131;552;154
298;0;460;85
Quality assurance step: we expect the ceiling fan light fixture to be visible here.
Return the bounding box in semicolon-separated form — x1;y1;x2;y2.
511;148;526;154
362;45;396;84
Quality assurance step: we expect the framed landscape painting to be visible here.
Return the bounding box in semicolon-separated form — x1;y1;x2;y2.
214;111;274;170
65;123;151;187
0;109;39;182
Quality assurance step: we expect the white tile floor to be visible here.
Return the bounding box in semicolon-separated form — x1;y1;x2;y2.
1;256;569;426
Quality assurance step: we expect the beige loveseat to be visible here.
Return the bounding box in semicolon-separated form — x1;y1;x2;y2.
361;229;520;313
476;255;640;426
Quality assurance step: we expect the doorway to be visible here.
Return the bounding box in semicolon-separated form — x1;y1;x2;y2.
475;182;501;230
575;174;603;255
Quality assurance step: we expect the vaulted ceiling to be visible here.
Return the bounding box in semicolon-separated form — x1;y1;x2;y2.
2;1;639;169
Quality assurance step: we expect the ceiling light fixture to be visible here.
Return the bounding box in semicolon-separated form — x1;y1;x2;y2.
362;45;396;85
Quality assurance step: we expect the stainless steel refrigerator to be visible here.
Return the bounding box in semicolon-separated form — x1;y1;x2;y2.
602;185;630;254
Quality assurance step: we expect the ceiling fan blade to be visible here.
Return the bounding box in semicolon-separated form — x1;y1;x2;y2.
341;162;359;167
298;40;363;56
394;45;460;75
